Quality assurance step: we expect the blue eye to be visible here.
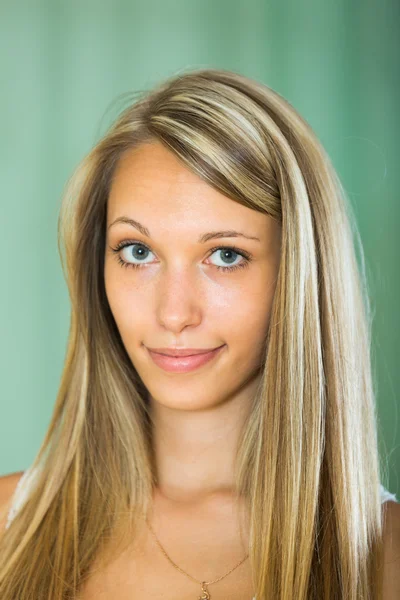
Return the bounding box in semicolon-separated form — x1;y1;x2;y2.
110;241;252;273
119;243;155;265
211;248;247;270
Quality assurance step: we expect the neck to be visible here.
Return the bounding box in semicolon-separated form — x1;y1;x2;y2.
149;376;259;504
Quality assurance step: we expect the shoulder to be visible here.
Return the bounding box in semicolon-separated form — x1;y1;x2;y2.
0;471;25;532
382;500;400;599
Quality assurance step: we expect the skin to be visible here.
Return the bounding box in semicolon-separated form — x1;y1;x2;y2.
105;140;282;506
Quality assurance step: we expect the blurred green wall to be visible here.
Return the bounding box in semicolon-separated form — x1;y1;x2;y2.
1;0;399;496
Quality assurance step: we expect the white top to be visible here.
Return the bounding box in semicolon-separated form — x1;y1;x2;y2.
5;467;399;600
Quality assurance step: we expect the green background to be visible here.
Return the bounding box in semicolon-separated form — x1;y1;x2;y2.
1;1;399;497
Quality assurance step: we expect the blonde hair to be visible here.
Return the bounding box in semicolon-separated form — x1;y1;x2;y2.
0;68;387;598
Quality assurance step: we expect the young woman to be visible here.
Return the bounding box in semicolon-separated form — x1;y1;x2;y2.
0;68;398;599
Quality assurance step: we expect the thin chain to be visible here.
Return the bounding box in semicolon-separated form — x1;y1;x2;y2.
145;515;249;586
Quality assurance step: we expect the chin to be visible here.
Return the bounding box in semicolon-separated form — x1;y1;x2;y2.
146;386;225;412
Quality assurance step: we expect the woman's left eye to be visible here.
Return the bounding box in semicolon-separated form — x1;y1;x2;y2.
109;241;252;273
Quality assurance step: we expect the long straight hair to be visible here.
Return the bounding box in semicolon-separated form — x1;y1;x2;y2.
0;68;387;598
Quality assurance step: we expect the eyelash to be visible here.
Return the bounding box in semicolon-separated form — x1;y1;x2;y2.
109;240;253;273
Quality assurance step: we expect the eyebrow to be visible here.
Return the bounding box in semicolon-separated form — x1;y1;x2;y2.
107;216;261;243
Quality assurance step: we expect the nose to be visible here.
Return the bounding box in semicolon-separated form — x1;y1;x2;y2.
155;267;203;333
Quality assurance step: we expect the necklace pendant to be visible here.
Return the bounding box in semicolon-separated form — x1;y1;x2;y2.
198;581;211;599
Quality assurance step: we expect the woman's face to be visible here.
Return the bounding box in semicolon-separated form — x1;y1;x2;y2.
104;141;281;412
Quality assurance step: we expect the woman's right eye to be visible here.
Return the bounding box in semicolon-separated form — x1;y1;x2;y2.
110;242;154;269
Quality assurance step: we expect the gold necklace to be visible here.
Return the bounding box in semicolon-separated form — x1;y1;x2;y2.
145;515;249;599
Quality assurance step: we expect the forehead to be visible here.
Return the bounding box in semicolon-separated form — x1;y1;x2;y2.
107;141;270;236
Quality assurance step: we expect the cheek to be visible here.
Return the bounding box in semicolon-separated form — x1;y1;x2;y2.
224;280;275;362
104;268;148;337
230;296;271;363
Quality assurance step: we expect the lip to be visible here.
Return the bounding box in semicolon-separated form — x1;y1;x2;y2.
146;345;225;373
146;347;223;357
